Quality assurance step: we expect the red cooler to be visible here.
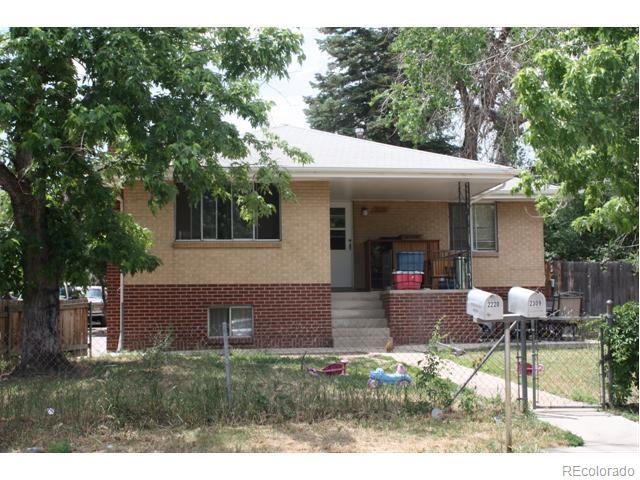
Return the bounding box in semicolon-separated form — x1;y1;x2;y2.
392;271;424;290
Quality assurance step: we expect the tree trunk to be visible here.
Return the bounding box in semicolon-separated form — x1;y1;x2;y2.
17;278;68;373
456;80;479;160
461;117;479;160
10;194;70;375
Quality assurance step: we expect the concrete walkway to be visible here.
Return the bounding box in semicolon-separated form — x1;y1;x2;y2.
388;351;639;453
539;408;639;453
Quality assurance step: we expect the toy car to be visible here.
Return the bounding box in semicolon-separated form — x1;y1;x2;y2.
368;365;412;388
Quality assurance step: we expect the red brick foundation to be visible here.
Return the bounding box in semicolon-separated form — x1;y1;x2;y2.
105;268;332;351
382;286;543;345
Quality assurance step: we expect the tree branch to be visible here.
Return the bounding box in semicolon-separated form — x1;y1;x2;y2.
0;162;20;200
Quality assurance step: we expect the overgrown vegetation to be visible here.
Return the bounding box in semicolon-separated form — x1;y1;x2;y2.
604;301;639;406
0;351;574;452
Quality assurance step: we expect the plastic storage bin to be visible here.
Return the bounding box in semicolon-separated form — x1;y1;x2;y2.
393;271;423;290
396;251;425;271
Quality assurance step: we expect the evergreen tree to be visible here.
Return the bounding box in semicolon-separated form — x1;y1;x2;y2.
304;28;457;154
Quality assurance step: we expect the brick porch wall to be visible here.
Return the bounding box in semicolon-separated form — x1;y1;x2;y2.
105;266;332;351
382;286;543;345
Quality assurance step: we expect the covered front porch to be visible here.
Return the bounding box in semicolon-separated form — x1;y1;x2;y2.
328;177;499;293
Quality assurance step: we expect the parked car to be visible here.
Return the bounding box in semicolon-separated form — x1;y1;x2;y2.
84;286;105;326
59;283;82;300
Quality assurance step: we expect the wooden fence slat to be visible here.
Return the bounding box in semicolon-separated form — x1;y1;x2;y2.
546;260;639;315
0;299;88;358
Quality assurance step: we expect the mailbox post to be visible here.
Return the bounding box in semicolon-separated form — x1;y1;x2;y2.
467;288;546;453
466;289;512;452
507;287;546;414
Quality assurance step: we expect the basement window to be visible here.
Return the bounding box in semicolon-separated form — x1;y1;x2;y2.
208;306;253;338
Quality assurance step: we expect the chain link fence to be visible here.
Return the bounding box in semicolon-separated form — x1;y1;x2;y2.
1;293;636;452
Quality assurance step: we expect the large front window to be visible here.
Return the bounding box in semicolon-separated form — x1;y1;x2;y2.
175;184;280;241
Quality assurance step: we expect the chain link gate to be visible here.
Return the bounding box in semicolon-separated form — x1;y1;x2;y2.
527;317;605;409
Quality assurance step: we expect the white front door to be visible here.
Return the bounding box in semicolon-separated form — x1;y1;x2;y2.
330;202;353;289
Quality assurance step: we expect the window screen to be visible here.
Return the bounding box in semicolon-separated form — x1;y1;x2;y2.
449;203;469;250
175;184;201;240
256;189;280;240
472;204;497;251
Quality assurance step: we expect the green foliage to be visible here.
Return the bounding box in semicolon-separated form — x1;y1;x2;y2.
415;319;454;408
48;440;72;453
304;28;457;153
383;28;556;164
0;191;22;296
561;431;585;447
0;28;305;299
515;28;639;241
544;195;635;261
604;301;639;405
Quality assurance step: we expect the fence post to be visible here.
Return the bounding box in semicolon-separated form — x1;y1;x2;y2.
504;318;513;453
605;299;615;406
88;302;93;358
222;321;233;408
519;317;528;413
599;321;607;409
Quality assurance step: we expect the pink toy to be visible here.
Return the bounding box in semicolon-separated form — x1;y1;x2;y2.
301;354;349;376
517;361;544;376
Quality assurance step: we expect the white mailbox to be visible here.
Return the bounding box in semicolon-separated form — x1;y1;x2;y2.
507;287;546;318
466;289;504;321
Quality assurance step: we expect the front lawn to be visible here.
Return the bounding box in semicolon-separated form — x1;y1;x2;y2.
0;351;576;452
441;344;602;404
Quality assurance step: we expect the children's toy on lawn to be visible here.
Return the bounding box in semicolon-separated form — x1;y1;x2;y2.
368;363;412;388
301;354;349;376
517;361;544;376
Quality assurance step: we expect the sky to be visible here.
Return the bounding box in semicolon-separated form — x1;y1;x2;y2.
256;28;329;129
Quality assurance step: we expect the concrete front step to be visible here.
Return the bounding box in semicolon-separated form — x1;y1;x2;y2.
332;317;388;328
331;299;384;309
332;327;390;338
331;308;385;319
333;337;390;350
331;291;381;301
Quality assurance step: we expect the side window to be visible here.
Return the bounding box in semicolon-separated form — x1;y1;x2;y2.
472;204;497;251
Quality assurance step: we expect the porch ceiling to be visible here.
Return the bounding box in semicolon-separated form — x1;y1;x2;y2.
328;176;510;202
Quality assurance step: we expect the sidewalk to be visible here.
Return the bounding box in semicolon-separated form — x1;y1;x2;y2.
538;408;639;453
388;351;639;453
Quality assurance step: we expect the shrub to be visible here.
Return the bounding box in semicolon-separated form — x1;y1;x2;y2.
604;301;639;405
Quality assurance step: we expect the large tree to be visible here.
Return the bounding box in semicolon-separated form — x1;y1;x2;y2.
304;28;457;153
515;28;638;259
0;28;305;373
383;27;556;164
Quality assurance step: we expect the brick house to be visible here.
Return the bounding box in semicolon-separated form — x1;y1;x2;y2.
105;126;549;351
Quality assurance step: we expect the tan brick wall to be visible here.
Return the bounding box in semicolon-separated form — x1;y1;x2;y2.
123;181;330;285
352;200;544;289
353;201;449;289
472;202;545;288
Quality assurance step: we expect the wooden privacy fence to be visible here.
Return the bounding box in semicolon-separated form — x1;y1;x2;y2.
0;299;89;358
546;261;639;315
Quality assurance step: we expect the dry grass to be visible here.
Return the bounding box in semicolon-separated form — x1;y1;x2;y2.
0;350;577;453
18;414;572;453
